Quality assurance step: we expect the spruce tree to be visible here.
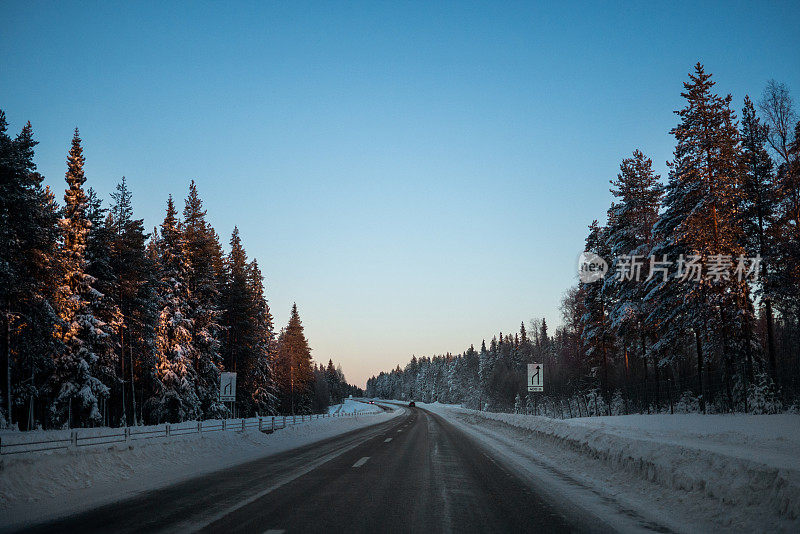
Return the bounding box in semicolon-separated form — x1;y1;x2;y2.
325;358;339;403
220;228;278;416
84;187;124;425
51;129;114;427
769;120;800;320
311;364;330;413
580;220;613;412
0;112;62;428
221;227;248;373
147;196;200;423
109;177;159;425
604;150;662;400
275;303;313;414
243;259;277;415
182;181;226;418
740;96;779;378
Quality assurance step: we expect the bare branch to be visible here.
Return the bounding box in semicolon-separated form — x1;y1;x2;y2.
758;79;796;163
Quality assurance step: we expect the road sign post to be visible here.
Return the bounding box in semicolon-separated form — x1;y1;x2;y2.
527;363;543;392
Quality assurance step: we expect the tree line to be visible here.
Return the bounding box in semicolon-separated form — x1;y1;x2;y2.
0;115;361;430
368;64;800;415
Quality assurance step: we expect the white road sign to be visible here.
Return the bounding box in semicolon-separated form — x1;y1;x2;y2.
220;372;237;401
528;363;543;392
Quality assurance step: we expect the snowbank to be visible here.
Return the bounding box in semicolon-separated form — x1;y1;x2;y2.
327;398;382;415
423;403;800;530
0;409;398;529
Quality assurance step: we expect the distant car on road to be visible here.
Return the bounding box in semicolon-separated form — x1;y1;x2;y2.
369;400;375;404
408;401;415;407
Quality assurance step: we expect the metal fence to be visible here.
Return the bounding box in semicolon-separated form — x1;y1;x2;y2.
0;410;374;456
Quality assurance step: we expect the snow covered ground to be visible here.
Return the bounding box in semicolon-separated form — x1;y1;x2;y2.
327;397;384;415
0;408;399;530
420;402;800;533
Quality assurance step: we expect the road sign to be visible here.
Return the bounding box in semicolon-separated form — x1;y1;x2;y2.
528;363;543;392
220;372;237;401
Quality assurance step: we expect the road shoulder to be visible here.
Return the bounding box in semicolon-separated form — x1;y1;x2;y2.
421;403;800;533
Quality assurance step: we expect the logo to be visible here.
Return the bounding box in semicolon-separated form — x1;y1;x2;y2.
578;252;608;283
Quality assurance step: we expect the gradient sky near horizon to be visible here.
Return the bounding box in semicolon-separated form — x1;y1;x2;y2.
2;1;799;387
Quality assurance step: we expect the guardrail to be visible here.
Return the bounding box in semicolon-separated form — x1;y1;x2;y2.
0;410;374;456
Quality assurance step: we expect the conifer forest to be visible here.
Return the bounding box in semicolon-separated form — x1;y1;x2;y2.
367;66;800;417
1;121;361;429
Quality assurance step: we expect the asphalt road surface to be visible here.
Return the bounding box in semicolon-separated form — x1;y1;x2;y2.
17;405;577;533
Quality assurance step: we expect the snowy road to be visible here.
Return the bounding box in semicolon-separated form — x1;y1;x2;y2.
14;406;579;534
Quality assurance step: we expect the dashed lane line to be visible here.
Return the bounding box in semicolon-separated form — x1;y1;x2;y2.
352;456;370;468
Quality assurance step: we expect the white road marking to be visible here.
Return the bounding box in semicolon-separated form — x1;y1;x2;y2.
174;424;389;532
352;456;370;468
384;438;393;442
397;429;402;433
264;530;286;534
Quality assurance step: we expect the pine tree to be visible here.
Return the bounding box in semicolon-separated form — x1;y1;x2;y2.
648;64;751;411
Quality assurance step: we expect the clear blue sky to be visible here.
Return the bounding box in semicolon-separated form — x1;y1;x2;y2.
2;1;799;387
